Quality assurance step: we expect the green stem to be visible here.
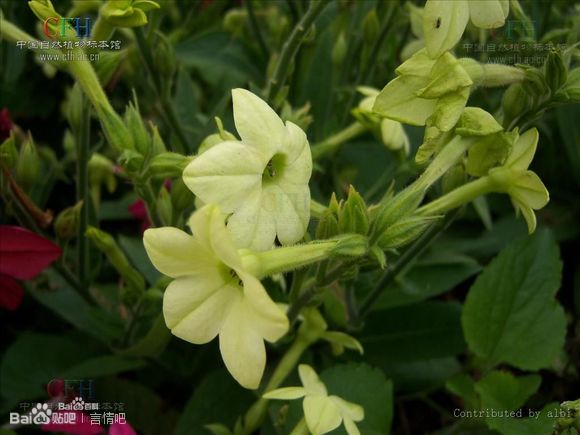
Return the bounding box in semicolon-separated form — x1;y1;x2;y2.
417;176;495;216
358;211;458;317
135;181;163;228
244;335;313;433
246;0;269;59
264;0;330;103
74;92;91;288
311;122;367;160
289;418;309;435
134;27;189;153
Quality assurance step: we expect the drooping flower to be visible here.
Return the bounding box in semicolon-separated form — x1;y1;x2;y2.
183;89;312;251
423;0;510;58
143;204;289;389
263;364;364;435
0;226;62;310
488;128;549;233
373;49;472;135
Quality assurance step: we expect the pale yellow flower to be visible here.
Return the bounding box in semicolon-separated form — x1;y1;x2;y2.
143;204;288;389
264;364;364;435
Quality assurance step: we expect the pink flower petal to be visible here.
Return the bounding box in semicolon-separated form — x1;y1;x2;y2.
109;421;137;435
42;410;103;434
0;226;62;280
0;274;24;310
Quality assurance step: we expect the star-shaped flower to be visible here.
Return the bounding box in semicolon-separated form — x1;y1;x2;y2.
143;204;289;389
489;128;549;233
423;0;510;58
183;89;312;251
263;364;364;435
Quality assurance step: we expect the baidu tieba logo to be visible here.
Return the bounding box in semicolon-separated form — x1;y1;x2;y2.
10;403;52;425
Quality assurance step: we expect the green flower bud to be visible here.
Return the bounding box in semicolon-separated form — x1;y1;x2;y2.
315;209;339;239
170;177;194;213
223;9;247;37
362;9;379;46
543;49;568;93
298;307;328;344
371;186;424;240
153;33;176;80
94;51;124;87
369;245;387;269
16;134;40;190
332;31;347;66
157;185;172;225
118;149;144;175
0;133;18;167
89;153;117;205
376;215;439;250
559;68;580;102
148;152;190;179
339;185;369;235
149;123;167;156
63;130;75;156
124;102;149;156
97;102;134;151
54;201;83;239
502;83;531;125
65;84;84;131
86;226;145;300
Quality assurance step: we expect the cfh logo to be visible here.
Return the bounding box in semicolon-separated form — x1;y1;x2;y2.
43;17;91;39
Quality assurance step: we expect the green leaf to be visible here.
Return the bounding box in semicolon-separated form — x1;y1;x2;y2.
462;230;566;370
175;32;262;88
0;333;97;404
485;402;559;435
62;355;146;378
446;373;478;410
475;371;541;412
27;271;123;343
173;370;254;435
320;363;394;435
361;302;466;362
118;234;161;286
379;357;461;393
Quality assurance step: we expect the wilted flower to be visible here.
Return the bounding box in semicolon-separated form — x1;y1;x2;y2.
143;204;289;389
183;89;312;251
373;49;472;135
423;0;509;58
264;364;364;435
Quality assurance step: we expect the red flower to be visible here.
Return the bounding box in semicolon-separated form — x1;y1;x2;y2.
0;226;62;310
42;410;103;435
128;199;151;232
0;108;12;142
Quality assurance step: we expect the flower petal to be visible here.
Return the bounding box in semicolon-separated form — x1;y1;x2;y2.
219;297;267;389
264;183;310;246
0;226;62;280
303;396;342;435
143;227;215;278
395;49;435;77
506;128;538;171
232;88;287;155
227;189;277;251
283;121;312;179
429;87;470;132
263;387;306;400
373;76;438;126
188;204;243;270
239;271;288;342
164;276;238;344
330;396;365;422
182;141;264;213
0;274;24;311
423;0;469;58
298;364;327;396
343;417;361;435
469;0;507;29
509;170;549;210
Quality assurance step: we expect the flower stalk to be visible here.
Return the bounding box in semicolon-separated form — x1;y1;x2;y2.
310;123;368;160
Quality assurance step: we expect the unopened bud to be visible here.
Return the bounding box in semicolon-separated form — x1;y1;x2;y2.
65;84;84;131
157;186;172;225
54;201;83;239
371;186;424;239
16;134;40;190
544;49;567;93
502;83;531;125
124;102;149;156
316;209;339;239
118;149;144;174
170;177;194;212
331;31;347;66
329;234;368;258
362;9;379;46
339;185;369;235
149;123;167;155
0;133;18;167
148;152;190;179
